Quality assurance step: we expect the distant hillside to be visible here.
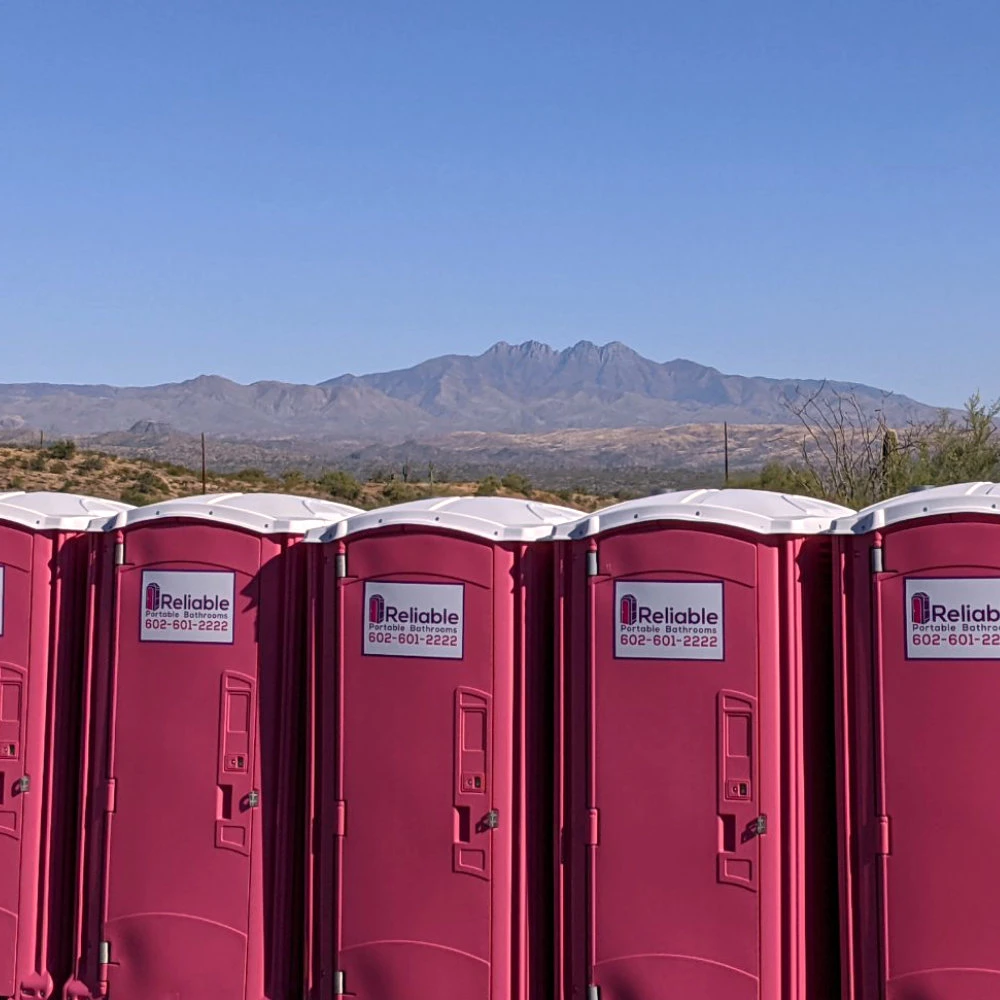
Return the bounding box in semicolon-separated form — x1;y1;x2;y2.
35;420;806;493
0;340;943;440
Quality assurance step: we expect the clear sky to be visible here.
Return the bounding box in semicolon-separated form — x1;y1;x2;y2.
2;1;998;406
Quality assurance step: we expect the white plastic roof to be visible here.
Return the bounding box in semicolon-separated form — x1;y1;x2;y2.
308;495;581;543
114;492;361;535
834;483;1000;534
0;491;132;531
556;488;853;538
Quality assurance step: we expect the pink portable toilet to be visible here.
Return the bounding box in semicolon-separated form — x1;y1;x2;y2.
305;496;578;1000
0;492;129;1000
554;489;851;1000
833;484;1000;1000
73;493;359;1000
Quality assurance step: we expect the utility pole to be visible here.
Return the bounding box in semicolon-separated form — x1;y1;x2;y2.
723;422;730;486
201;433;207;494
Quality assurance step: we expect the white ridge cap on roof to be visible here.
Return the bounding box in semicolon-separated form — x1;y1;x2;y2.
833;482;1000;534
556;488;853;538
114;492;361;535
307;495;581;543
0;491;132;531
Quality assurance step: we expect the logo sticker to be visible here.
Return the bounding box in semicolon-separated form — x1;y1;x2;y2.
614;581;724;660
140;570;235;644
906;577;1000;659
363;582;464;659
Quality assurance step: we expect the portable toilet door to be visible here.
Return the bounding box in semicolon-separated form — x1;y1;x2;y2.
0;492;129;1000
833;484;1000;1000
555;489;851;1000
79;494;358;1000
306;497;578;1000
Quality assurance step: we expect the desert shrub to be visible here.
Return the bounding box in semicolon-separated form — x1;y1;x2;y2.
45;439;77;460
119;470;170;506
225;467;272;484
27;453;47;471
381;481;425;505
159;462;195;477
135;471;169;493
500;472;533;496
476;475;502;496
317;470;362;503
280;470;307;491
78;455;105;472
48;460;68;474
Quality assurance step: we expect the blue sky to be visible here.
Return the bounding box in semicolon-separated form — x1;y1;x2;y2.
2;1;998;406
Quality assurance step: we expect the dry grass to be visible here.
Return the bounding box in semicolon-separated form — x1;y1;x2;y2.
0;442;608;512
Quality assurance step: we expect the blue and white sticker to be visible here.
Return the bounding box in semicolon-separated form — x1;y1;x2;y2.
615;581;724;660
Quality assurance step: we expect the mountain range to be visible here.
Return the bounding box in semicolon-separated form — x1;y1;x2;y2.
0;340;941;441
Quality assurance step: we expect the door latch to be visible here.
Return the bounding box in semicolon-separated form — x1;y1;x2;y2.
247;790;260;809
15;775;30;794
484;809;499;830
752;813;767;836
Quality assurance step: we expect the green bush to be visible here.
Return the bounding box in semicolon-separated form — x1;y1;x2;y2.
159;462;196;477
381;481;425;505
316;470;362;503
228;467;274;485
500;472;533;496
281;470;307;491
78;455;105;473
476;475;502;496
119;470;170;506
135;471;169;493
45;439;77;460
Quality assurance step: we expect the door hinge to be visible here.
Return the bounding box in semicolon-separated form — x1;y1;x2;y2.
587;985;601;1000
753;813;767;837
247;789;260;809
114;541;125;566
586;808;599;846
870;546;884;574
335;799;346;837
485;809;500;830
98;941;111;966
586;550;599;577
333;970;345;995
105;778;116;813
15;775;30;794
335;552;347;578
877;815;891;855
